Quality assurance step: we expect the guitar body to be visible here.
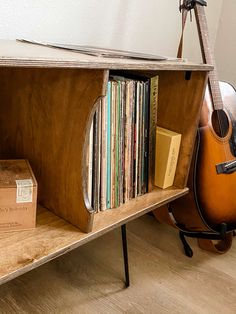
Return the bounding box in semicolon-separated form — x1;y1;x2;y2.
171;82;236;231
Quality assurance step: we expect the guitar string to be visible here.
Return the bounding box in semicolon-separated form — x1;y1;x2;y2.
181;2;232;163
196;5;231;163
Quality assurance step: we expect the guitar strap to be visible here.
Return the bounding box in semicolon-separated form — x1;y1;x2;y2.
154;0;233;254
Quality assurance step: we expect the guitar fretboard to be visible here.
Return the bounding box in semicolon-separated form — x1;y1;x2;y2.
194;4;223;110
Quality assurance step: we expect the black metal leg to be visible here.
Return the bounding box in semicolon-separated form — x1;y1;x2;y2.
121;224;130;287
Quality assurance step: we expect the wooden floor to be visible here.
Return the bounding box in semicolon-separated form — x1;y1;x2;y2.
0;214;236;314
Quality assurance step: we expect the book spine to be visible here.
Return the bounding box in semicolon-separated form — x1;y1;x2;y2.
148;75;159;192
142;80;150;194
119;81;125;205
100;96;107;211
134;81;140;198
115;81;121;208
124;81;131;202
130;82;135;199
106;81;111;209
138;82;143;196
111;81;117;208
97;101;102;211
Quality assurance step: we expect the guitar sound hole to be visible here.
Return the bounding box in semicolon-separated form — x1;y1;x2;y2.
211;109;229;138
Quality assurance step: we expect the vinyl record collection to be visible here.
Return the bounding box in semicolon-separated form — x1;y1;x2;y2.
87;74;158;212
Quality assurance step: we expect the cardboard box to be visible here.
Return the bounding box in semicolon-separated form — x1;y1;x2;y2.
0;160;37;232
154;127;181;189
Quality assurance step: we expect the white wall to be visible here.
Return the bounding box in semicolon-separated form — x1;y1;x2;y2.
0;0;181;57
0;0;222;60
183;0;223;63
1;0;235;85
215;0;236;87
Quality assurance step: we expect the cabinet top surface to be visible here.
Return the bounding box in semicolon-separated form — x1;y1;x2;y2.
0;40;213;71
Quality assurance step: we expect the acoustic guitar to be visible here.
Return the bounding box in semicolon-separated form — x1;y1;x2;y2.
154;0;236;253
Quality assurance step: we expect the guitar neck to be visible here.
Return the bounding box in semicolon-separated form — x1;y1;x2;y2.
194;3;223;110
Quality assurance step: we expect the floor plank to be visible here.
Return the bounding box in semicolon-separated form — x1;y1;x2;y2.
0;214;235;314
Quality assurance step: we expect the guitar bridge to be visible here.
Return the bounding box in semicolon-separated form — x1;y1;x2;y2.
216;160;236;174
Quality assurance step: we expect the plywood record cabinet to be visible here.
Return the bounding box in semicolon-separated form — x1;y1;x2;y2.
0;40;212;285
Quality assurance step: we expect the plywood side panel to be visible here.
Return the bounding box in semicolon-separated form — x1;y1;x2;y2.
157;71;208;188
0;68;108;232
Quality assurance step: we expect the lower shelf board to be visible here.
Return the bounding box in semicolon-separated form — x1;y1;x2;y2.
0;186;188;285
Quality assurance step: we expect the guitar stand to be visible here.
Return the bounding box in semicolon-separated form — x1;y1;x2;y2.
178;223;230;257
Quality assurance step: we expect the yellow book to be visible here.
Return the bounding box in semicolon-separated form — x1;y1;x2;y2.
154;127;181;189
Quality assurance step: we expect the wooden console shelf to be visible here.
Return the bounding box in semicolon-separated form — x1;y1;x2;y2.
0;40;212;284
0;186;187;285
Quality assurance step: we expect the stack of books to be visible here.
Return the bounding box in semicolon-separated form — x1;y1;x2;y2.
87;74;158;212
